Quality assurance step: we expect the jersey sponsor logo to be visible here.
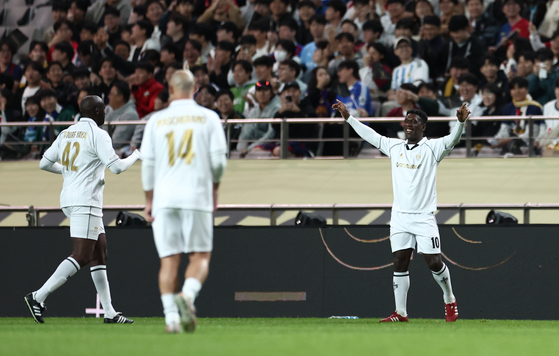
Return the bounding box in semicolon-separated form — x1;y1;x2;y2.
396;162;422;169
157;115;207;126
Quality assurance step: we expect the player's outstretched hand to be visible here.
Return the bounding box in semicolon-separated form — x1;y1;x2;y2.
332;99;350;121
456;103;471;122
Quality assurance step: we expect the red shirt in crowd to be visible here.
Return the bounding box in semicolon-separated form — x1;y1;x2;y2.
133;77;164;118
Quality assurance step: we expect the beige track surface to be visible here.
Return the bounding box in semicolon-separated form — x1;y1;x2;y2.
1;158;558;225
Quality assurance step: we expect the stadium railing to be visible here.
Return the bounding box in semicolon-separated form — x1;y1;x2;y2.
0;115;553;158
2;203;559;226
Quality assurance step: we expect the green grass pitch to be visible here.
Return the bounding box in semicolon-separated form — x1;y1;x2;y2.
2;318;559;356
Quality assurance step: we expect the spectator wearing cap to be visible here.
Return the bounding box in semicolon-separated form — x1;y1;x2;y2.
418;15;446;83
230;60;256;114
248;19;274;58
238;80;282;157
129;20;160;62
45;62;79;109
530;29;559;72
198;0;245;31
335;60;373;118
279;18;303;56
439;0;460;40
132;62;165;118
217;22;239;45
162;13;189;51
496;0;530;45
278;60;307;100
527;48;559;106
296;1;316;46
325;0;347;41
37;88;76;139
17;61;45;114
385;17;419;69
328;33;363;76
43;2;69;45
208;41;235;89
0;39;23;92
106;80;140;150
360;42;392;94
190;24;215;63
479;55;510;102
196;85;220;114
85;0;131;27
465;0;500;49
390;37;429;90
103;7;123;50
441;15;486;77
300;15;327;74
380;0;406;45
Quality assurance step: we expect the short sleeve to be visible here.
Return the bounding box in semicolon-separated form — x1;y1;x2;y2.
95;129;119;167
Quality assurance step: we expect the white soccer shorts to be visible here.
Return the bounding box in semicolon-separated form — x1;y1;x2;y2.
62;206;105;240
151;209;213;258
389;211;441;254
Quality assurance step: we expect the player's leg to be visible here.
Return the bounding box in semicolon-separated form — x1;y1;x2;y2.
182;251;211;302
159;254;182;332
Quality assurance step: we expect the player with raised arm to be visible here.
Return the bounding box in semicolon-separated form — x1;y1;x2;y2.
141;68;227;333
332;99;471;322
24;95;141;324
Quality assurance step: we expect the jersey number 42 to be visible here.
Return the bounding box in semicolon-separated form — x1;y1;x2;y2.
61;142;80;172
165;129;195;166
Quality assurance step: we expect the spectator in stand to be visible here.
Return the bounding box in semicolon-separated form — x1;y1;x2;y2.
272;40;298;73
145;0;164;44
28;41;49;69
472;83;505;150
297;0;316;46
47;20;77;63
279;18;303;56
529;27;559;71
345;0;376;40
362;19;384;49
53;42;77;76
208;41;235;89
380;0;406;44
400;83;451;138
516;51;536;80
441;15;486;77
501;37;533;79
104;7;123;50
196;84;219;114
324;0;346;40
335;60;373;118
163;62;183;89
129;20;159;62
132;61;165;118
216;89;244;150
419;15;446;83
129;4;147;24
441;57;469;99
197;0;245;32
244;56;276;115
466;0;500;48
439;0;459;40
17;61;45;114
238;80;281;157
43;2;69;45
328;33;363;76
156;44;180;84
528;48;559;106
192;65;216;97
114;40;131;61
0;39;23;92
341;20;365;54
479;55;510;102
183;39;204;68
300;15;327;74
106;81;140;151
535;79;559;150
359;42;392;95
496;0;530;44
72;68;92;91
310;40;333;74
44;62;79;109
248;19;273;58
270;0;293;32
80;23;99;42
278;60;307;99
236;35;258;63
190;24;215;62
386;18;419;68
231;60;256;114
130;89;171;152
390;37;429;91
37;88;76;139
85;0;131;27
21;95;46;145
414;0;434;21
75;40;99;71
307;66;337;118
217;22;239;44
91;58;118;103
0;89;21;150
445;73;484;133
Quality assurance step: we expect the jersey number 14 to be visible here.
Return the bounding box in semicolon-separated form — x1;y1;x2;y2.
165;130;195;166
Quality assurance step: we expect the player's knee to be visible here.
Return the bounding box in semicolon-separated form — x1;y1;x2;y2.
425;255;443;271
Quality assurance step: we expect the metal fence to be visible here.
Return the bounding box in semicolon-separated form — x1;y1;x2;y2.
0;115;554;158
2;203;559;226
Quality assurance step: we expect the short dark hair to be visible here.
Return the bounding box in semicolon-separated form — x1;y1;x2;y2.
53;19;74;33
400;83;418;94
280;59;301;77
449;57;469;69
217;40;235;54
24;61;45;75
233;60;253;74
199;84;217;97
0;38;16;56
161;43;179;59
482;55;500;68
72;67;90;79
157;89;169;103
510;76;529;89
326;0;347;18
29;40;48;54
136;20;154;39
517;51;536;63
239;35;257;46
54;42;74;60
191;65;208;75
248;18;270;33
555;78;559;88
141;49;161;65
133;5;147;17
363;20;384;35
298;0;316;9
253;55;274;68
37;88;57;100
217;89;234;101
418;82;437;93
186;39;202;52
52;1;70;12
396;18;415;31
407;108;428;124
77;40;95;56
386;0;405;6
423;15;440;27
279;18;298;33
146;0;165;10
335;32;355;43
482;83;503;105
169;13;189;33
47;61;64;72
368;42;387;57
338;60;360;79
551;29;559;41
448;15;469;32
341;19;359;32
458;73;479;86
114;40;131;52
111;80;131;102
277;39;296;57
217;21;239;39
190;23;213;42
135;61;155;74
536;47;554;62
309;14;327;26
100;57;116;68
103;6;120;18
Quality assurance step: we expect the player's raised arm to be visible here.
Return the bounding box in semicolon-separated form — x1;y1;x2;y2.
332;99;385;150
442;103;471;150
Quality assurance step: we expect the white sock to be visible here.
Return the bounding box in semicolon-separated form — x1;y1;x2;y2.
182;278;202;303
432;263;456;304
91;266;118;318
161;293;180;326
393;271;410;317
35;257;80;303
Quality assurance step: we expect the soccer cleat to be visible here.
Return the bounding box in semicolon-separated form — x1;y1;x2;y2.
166;322;182;334
104;312;134;324
379;312;409;322
24;293;46;324
175;294;197;333
445;301;458;322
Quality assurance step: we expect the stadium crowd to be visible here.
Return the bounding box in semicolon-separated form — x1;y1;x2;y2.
1;0;559;159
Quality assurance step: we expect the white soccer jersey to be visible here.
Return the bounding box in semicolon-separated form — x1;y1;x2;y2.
390;58;430;90
347;116;464;213
141;99;227;214
42;118;121;208
543;100;559;133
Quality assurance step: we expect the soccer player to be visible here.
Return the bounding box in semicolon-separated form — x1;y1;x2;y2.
24;95;141;324
141;69;227;333
332;100;471;322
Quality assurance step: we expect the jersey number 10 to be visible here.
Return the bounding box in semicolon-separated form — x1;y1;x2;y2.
61;142;80;171
165;129;195;166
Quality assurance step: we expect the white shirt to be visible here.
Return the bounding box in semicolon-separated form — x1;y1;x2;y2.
347;116;464;213
21;86;40;114
42;118;123;208
141;99;227;214
391;58;430;90
543;99;559;133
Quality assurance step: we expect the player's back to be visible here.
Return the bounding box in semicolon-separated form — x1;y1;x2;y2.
144;99;224;213
45;118;114;208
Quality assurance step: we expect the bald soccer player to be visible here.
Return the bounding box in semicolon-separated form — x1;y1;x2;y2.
25;95;142;324
141;69;227;333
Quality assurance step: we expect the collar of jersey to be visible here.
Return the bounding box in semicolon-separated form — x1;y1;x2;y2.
169;99;196;107
79;117;97;125
405;137;427;148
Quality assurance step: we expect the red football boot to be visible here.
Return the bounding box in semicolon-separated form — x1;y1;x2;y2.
379;312;409;322
445;301;458;322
